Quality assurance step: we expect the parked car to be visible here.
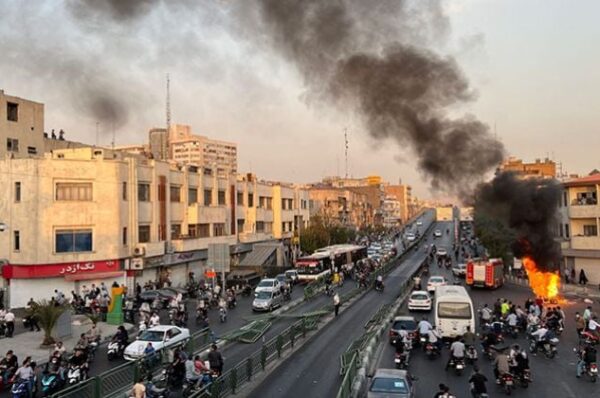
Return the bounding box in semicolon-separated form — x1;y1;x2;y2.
452;263;467;278
368;368;416;398
426;276;447;294
389;315;417;344
407;291;432;312
433;230;442;238
254;278;281;294
284;269;299;285
124;325;190;361
252;290;283;312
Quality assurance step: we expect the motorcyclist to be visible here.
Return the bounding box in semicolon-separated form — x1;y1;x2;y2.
576;343;597;378
184;356;202;386
53;341;67;360
375;275;384;290
0;350;18;386
494;351;510;383
481;330;499;354
530;324;550;353
413;275;422;290
445;339;465;370
434;383;455;398
394;326;408;354
86;324;101;344
418;317;433;341
75;333;89;351
479;304;493;324
463;326;476;348
506;312;519;331
427;327;443;352
468;366;488;398
149;312;160;327
69;348;89;379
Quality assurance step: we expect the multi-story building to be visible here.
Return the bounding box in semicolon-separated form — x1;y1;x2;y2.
168;124;237;177
500;157;556;179
382;196;402;227
558;173;600;284
1;90;45;159
148;128;168;160
0;148;309;307
308;186;371;228
384;184;412;223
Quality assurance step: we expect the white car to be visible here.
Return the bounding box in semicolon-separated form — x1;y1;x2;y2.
408;291;432;311
285;269;299;284
436;248;448;257
416;220;423;226
255;278;281;294
405;233;416;242
427;276;447;294
452;263;467;278
124;325;190;361
433;230;442;238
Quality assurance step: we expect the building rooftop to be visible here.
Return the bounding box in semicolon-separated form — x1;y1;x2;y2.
563;173;600;187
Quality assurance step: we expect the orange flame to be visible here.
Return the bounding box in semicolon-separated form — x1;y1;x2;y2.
522;257;560;299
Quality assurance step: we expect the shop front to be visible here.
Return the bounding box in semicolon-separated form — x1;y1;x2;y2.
2;259;125;308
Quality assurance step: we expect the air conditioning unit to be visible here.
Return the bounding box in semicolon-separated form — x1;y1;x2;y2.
129;258;144;271
133;245;146;257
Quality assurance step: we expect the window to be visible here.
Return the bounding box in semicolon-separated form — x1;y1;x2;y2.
213;223;225;237
565;224;570;238
122;182;127;201
188;224;197;238
55;229;93;253
248;193;254;207
122;227;128;246
563;191;567;207
237;192;244;206
437;302;472;319
259;196;272;209
138;183;151;202
256;221;265;233
218;190;226;205
13;231;20;251
559;223;563;238
265;222;273;233
188;188;198;205
282;222;287;232
266;197;272;210
55;182;93;201
7;102;18;122
27;146;37;155
171;224;181;239
14;182;21;202
138;225;151;243
199;223;210;238
170;185;181;202
204;189;212;206
237;219;245;233
583;225;598;236
6;138;19;152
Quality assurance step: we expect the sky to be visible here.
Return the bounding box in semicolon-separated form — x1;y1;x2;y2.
1;0;599;199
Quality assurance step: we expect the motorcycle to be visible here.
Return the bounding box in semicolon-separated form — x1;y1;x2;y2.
146;370;171;398
447;357;465;375
580;330;599;346
394;351;409;369
219;307;227;323
182;371;215;396
529;337;558;359
10;379;29;398
41;371;64;397
283;290;292;301
498;372;514;395
227;296;236;309
466;345;478;365
583;362;598;383
425;342;440;359
87;337;100;362
66;364;83;386
515;368;532;388
374;280;385;292
107;340;124;361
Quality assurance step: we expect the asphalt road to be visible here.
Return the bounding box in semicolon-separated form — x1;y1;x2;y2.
247;212;440;398
373;232;600;397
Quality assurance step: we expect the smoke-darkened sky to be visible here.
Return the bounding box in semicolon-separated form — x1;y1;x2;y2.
2;0;600;198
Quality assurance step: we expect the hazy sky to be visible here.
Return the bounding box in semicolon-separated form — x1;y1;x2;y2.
2;0;599;198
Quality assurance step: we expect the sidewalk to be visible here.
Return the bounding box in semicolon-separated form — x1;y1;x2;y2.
505;273;600;300
0;316;134;365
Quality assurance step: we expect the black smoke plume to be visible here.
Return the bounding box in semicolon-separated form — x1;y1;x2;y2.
474;172;562;271
250;0;505;195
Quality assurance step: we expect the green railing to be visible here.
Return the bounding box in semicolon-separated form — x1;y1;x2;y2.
336;352;358;398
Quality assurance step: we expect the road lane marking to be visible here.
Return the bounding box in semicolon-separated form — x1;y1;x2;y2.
561;381;577;398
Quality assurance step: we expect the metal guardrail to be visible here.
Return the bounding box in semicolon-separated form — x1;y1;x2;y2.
337;352;358;398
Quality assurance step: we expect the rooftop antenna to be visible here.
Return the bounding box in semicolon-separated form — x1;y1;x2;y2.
95;122;99;146
166;73;171;130
111;121;115;149
344;127;349;178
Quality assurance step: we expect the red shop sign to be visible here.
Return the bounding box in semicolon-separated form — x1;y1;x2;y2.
2;260;121;279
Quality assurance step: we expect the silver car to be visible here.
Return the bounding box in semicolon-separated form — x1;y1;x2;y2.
252;290;283;312
368;369;415;398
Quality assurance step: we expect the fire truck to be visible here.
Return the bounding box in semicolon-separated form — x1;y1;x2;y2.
466;258;504;289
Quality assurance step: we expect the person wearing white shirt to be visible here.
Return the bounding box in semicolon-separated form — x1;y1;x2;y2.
418;318;433;336
4;310;15;338
588;316;600;338
149;313;160;327
506;313;518;327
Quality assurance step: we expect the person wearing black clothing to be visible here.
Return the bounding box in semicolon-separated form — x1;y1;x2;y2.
433;383;454;398
468;367;488;397
208;344;224;376
0;350;18;385
69;348;89;379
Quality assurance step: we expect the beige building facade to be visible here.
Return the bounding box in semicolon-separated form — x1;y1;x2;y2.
1;90;45;159
308;187;371;228
0;148;309;307
558;173;600;284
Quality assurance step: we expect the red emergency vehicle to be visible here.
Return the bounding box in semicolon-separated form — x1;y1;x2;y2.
466;258;504;289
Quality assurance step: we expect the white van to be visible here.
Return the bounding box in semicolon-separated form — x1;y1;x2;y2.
434;285;475;339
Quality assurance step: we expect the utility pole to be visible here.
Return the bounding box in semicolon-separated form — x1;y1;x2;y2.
166;73;171;131
344;128;349;179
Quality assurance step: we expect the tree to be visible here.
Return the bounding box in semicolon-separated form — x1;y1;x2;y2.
34;300;68;346
300;214;357;254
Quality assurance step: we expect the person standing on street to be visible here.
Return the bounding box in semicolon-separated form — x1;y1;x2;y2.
333;292;341;316
579;269;588;285
26;299;40;332
4;309;15;338
208;344;224;376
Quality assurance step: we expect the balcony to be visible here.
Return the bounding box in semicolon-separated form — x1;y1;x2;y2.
188;204;228;224
570;235;600;250
569;204;600;218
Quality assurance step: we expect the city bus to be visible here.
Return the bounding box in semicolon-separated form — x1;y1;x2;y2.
295;244;367;282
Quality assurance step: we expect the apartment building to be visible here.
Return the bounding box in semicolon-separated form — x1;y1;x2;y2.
168;124;237;177
308;187;372;228
384;184;413;223
500;157;556;179
0;148;309;307
558;173;600;284
1;90;45;159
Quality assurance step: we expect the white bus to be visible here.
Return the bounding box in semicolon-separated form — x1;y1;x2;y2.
295;244;367;282
434;285;475;339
